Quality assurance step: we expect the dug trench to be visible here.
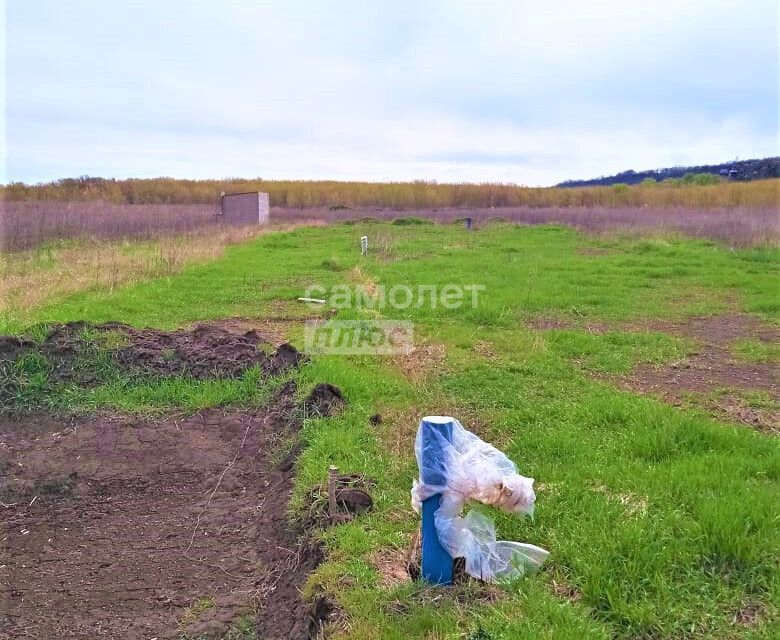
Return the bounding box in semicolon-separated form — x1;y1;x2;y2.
0;322;350;639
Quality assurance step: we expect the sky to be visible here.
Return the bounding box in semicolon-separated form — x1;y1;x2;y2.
2;0;778;186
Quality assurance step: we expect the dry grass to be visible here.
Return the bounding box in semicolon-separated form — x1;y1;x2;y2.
4;200;778;252
368;544;413;589
0;223;320;321
373;405;429;473
1;201;218;251
591;484;649;518
234;205;780;247
3;175;778;210
392;342;447;385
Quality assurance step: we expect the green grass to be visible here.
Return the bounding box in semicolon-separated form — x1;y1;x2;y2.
736;390;779;411
5;362;287;415
732;338;780;364
178;597;216;629
1;326;288;415
542;329;686;374
2;222;778;639
391;216;434;226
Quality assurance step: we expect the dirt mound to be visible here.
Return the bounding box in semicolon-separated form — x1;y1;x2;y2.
304;383;345;417
1;321;305;384
113;324;303;379
270;343;306;376
0;381;338;639
0;336;37;360
0;318;343;638
301;473;375;528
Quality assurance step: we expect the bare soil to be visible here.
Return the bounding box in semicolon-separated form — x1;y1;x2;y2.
0;319;346;639
531;313;779;432
619;314;779;433
0;322;307;407
11;321;303;380
303;383;345;418
0;383;329;639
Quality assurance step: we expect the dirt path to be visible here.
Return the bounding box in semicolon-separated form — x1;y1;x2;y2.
619;314;779;433
531;313;779;432
0;385;321;639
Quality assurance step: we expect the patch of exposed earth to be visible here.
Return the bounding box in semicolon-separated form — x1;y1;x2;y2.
0;320;350;639
531;313;779;433
0;321;303;384
0;382;340;640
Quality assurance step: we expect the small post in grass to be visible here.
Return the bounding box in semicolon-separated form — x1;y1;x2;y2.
327;465;339;520
420;415;455;585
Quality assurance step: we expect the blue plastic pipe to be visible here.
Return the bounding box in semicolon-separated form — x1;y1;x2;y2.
420;416;455;584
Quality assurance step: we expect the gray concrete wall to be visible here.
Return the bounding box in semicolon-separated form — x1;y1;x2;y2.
220;192;269;225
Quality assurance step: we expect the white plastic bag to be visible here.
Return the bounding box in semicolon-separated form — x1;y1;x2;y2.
411;417;549;582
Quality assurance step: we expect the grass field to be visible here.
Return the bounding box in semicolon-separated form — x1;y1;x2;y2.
4;201;779;250
2;220;778;639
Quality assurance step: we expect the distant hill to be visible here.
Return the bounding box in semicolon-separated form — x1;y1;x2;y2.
557;157;780;187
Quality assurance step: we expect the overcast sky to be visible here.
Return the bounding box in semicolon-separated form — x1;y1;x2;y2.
2;0;778;186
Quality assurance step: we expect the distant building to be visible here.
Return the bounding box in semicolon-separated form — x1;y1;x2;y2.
217;191;270;224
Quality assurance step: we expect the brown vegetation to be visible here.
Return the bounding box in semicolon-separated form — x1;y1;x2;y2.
3;175;778;209
3;200;777;254
0;200;325;251
0;223;318;320
1;201;216;251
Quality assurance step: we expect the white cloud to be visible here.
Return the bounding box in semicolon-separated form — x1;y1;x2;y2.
3;0;778;185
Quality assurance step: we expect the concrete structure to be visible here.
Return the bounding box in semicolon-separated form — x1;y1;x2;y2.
217;191;270;225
